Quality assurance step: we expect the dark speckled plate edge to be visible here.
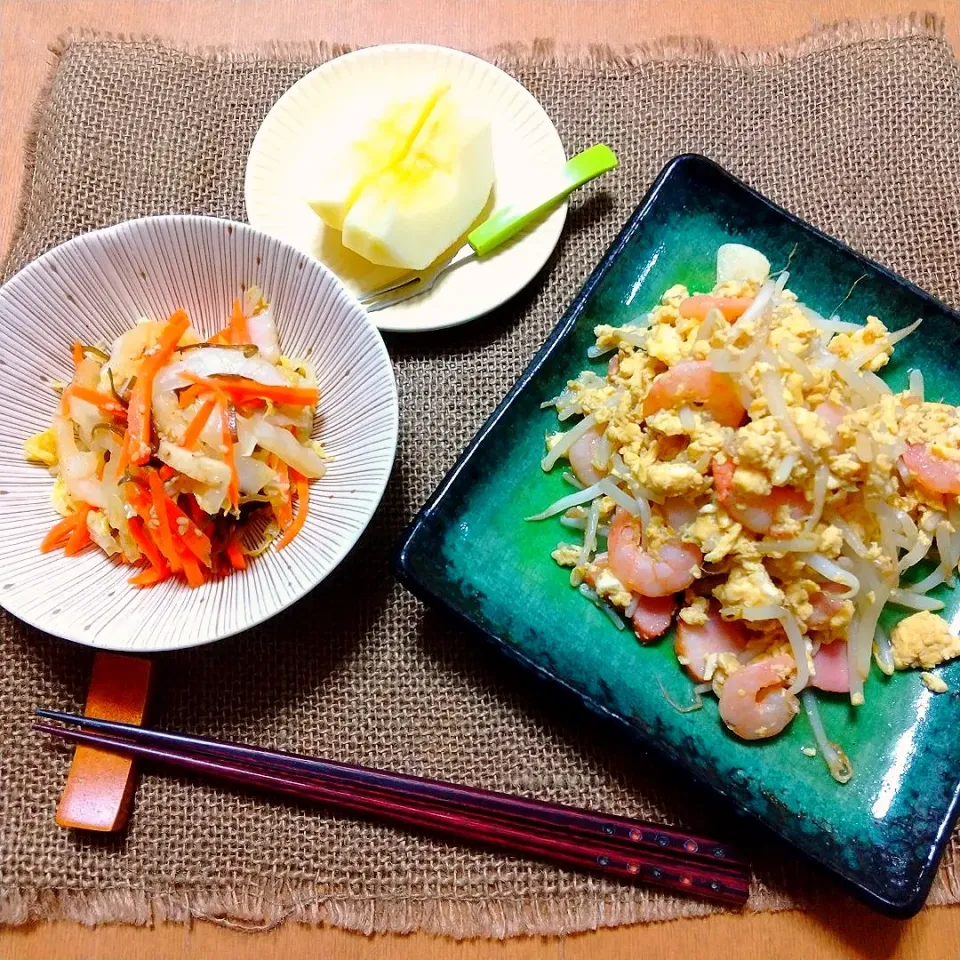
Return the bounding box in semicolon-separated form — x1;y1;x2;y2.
393;153;960;917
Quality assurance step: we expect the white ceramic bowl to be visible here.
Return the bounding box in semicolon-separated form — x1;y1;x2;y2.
0;215;398;652
245;43;567;333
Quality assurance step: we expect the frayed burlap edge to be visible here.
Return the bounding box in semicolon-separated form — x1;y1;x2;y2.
0;882;788;937
43;10;944;67
3;11;945;271
1;11;954;936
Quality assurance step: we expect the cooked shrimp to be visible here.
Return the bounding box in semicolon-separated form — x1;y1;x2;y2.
902;443;960;494
661;497;698;531
567;423;604;486
807;582;847;630
718;654;799;740
583;554;676;640
815;401;848;440
608;355;620;376
643;360;746;428
631;594;678;642
675;604;748;682
712;459;808;535
811;639;850;693
679;295;753;322
607;507;702;597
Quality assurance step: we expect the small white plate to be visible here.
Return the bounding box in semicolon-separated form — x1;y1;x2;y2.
245;44;567;333
0;215;398;653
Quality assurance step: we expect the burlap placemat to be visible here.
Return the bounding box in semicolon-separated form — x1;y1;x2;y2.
2;14;960;937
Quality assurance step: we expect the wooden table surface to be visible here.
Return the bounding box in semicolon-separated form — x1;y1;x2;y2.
2;1;959;957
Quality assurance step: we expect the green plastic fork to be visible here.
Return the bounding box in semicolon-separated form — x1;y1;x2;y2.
358;143;619;312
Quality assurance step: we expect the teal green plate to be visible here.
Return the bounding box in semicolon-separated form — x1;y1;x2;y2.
395;155;960;917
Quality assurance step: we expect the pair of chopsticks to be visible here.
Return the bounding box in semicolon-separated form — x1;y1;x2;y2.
35;709;750;905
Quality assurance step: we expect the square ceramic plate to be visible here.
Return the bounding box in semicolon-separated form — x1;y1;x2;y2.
395;154;960;917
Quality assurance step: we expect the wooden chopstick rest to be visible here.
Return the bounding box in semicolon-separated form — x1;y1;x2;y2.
55;652;153;831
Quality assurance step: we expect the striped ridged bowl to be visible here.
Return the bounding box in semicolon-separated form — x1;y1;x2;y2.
245;44;567;333
0;215;398;652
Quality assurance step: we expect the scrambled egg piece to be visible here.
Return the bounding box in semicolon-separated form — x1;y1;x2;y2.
702;650;741;685
891;612;960;670
50;475;75;518
24;428;58;466
551;543;581;568
734;417;800;475
713;560;785;610
644;324;686;367
635;461;710;499
732;467;771;497
594;569;633;609
899;402;960;448
827;316;892;372
679;595;709;625
686;506;747;564
920;671;949;694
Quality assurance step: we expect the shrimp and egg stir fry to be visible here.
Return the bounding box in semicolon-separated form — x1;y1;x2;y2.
533;244;960;781
24;287;326;586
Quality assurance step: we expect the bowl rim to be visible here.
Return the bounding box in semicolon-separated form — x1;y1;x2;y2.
0;213;400;653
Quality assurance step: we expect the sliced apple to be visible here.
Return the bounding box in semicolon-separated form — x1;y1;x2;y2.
308;82;450;231
341;92;494;270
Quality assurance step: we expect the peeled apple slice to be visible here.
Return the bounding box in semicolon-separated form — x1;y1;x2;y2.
308;83;450;231
341;92;494;270
716;243;771;285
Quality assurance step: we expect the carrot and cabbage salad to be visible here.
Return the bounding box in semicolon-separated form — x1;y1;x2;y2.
24;287;326;587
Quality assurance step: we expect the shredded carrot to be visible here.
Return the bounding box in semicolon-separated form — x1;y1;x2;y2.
178;383;207;409
123;481;176;572
182;397;217;450
225;533;247;570
72;342;84;365
112;431;131;478
134;472;213;569
227;298;249;345
126;309;190;465
62;384;127;418
41;512;82;553
178;546;206;588
218;377;318;407
126;516;169;574
275;475;309;550
142;472;182;573
273;459;293;529
129;567;167;587
182;373;317;408
158;464;176;482
161;497;212;568
63;505;93;556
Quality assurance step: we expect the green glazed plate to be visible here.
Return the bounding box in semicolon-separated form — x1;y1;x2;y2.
395;155;960;917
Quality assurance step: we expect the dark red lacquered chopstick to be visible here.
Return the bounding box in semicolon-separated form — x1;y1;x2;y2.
34;714;750;905
35;708;746;874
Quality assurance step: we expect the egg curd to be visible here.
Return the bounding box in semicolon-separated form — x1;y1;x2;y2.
530;244;960;783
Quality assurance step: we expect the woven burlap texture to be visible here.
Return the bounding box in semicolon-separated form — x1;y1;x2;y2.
3;15;960;937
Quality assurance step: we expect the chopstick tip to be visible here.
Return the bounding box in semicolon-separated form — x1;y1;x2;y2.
34;707;83;724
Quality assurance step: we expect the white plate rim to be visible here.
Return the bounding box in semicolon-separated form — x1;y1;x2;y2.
244;42;567;334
